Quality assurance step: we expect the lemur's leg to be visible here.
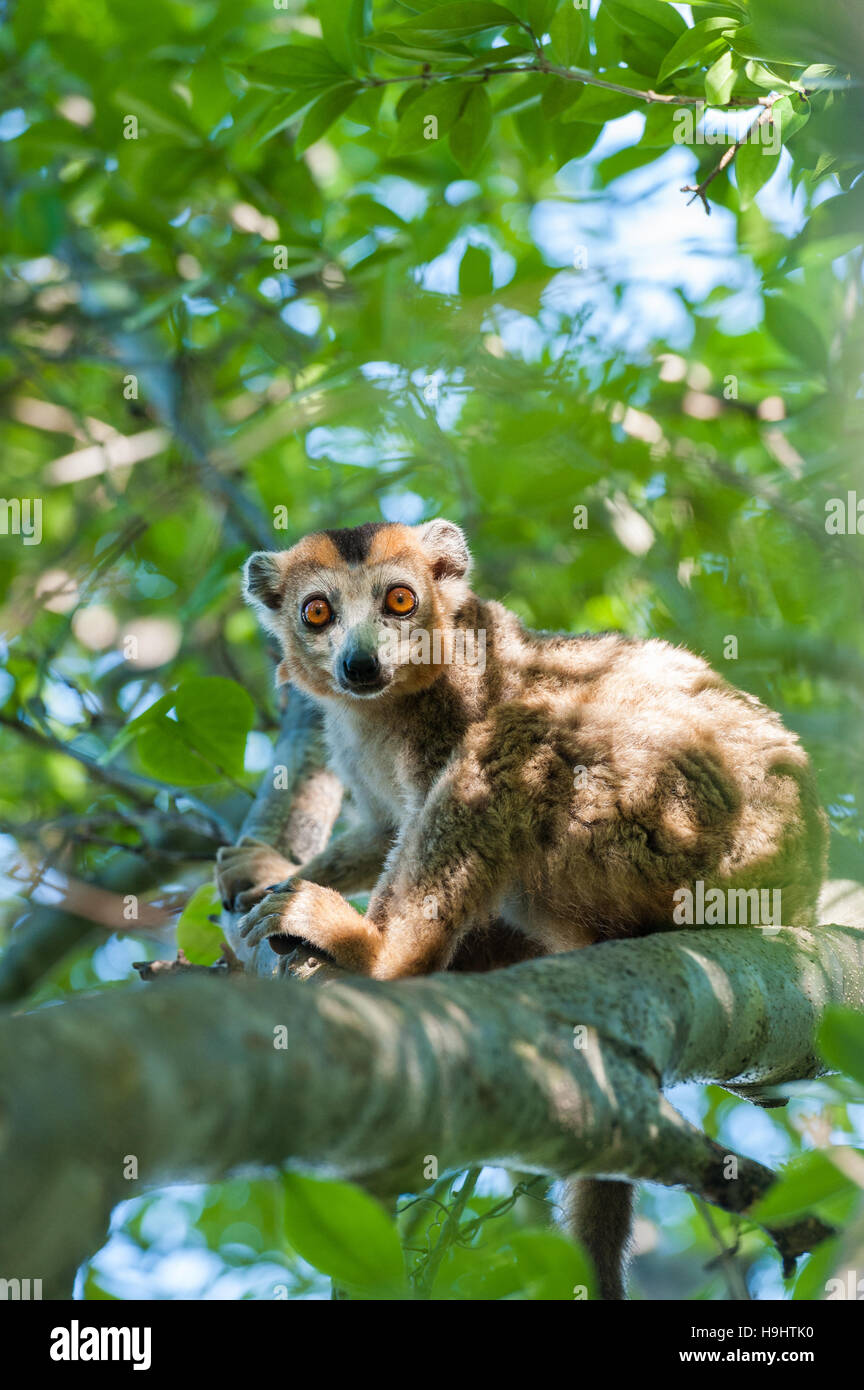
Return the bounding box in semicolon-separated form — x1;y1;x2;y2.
217;825;392;912
564;1178;635;1301
449;918;544;972
237;765;528;977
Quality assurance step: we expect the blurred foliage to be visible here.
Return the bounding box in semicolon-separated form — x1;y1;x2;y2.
0;0;863;1299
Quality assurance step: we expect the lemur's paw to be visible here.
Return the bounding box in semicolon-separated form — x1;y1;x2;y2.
236;879;377;972
215;837;296;911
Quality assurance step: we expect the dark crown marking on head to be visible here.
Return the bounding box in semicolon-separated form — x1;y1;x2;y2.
322;522;387;565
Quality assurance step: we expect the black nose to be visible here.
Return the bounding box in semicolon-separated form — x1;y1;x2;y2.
341;650;380;686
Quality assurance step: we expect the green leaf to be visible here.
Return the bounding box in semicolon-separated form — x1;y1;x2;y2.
602;0;687;45
459;243;493;295
547;6;587;67
732;0;864;70
552;118;599;166
317;0;371;72
492;70;545;116
512;0;556;37
250;91;319;149
176;882;223;965
540;75;583;119
819;1006;864;1086
347;194;407;229
514;102;548;157
11;190;65;256
346;84;384;129
294;83;359;155
113;81;201;146
362;33;473;61
742;60;797;94
561;79;644;124
751;1150;859;1225
235;43;348;91
728;24;793;64
507;1229;595;1299
135;677;255;787
103;691;175;762
657;17;733;83
736;131;782;209
136;721;216;786
796;179;864;260
792;1235;844;1300
705;49;738;103
281;1174;406;1293
771;93;811;144
763;294;829;373
186;58;235;136
390;81;471;153
380;3;518;38
174;677;255;776
762;299;826;371
597;139;657;181
439;1225;596;1299
449;84;493;171
676;0;747;12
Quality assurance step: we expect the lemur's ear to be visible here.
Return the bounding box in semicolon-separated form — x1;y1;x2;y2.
243;551;288;613
416;519;472;581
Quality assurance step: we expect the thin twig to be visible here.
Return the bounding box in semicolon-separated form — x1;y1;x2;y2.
414;1167;482;1298
694;1196;751;1300
364;59;771;108
0;712;234;842
681;93;785;214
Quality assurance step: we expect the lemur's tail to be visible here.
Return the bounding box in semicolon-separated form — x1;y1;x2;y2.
565;1177;635;1301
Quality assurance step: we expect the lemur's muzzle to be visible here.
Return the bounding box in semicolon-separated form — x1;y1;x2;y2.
339;646;390;695
342;650;380;686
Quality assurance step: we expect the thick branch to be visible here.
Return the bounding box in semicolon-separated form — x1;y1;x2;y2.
1;920;861;1293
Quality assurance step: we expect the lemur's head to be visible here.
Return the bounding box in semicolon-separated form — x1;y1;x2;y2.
243;519;472;700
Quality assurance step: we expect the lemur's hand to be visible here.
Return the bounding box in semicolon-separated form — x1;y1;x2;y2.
215;837;297;912
236;879;379;972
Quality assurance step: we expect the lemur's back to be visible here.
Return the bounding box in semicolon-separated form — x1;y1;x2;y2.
476;606;827;941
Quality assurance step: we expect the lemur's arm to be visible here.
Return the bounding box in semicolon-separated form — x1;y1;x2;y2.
216;824;392;912
237;756;526;978
296;823;394;895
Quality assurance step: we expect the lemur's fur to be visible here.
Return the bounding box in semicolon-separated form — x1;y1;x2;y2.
217;518;828;1298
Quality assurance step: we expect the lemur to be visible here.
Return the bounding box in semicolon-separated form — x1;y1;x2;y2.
216;518;827;1299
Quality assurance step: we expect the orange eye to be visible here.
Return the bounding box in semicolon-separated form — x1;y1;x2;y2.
302;596;332;628
385;585;417;616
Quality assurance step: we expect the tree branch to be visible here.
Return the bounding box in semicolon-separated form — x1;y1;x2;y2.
363;59;780;109
1;918;861;1294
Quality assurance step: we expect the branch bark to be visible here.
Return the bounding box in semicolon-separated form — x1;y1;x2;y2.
1;917;861;1295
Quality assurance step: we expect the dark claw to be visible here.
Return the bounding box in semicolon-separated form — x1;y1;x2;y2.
267;933;336;964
